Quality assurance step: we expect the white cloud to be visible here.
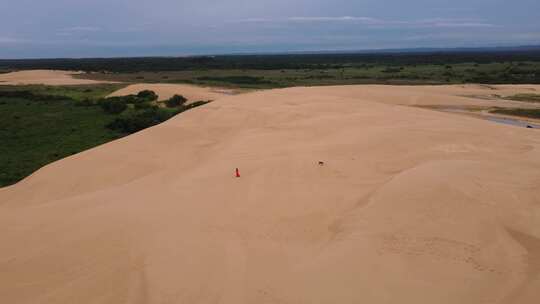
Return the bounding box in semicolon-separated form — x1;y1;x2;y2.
0;37;25;44
428;21;495;28
229;16;496;29
288;16;379;23
511;32;540;40
63;26;102;32
229;18;271;23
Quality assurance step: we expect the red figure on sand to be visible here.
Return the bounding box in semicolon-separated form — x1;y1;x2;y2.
235;168;240;178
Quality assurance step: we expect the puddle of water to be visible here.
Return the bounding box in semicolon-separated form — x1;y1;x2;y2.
487;117;539;129
426;106;539;129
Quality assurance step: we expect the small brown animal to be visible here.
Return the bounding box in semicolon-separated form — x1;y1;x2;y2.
318;161;325;166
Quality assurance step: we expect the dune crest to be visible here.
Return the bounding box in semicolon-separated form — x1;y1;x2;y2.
1;85;539;304
108;83;238;101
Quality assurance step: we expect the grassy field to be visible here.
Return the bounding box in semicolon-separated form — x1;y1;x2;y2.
2;50;538;88
0;84;212;187
490;107;540;119
78;61;540;89
21;84;126;101
504;94;540;103
0;85;126;186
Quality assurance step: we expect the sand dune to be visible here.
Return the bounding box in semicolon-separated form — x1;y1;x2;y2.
1;85;540;303
108;83;239;101
0;70;112;85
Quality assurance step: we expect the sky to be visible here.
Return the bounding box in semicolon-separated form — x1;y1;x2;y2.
1;0;539;58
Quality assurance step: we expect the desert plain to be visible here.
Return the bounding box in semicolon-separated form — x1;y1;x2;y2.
0;70;539;303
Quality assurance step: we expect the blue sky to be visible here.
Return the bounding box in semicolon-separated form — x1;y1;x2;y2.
1;0;539;58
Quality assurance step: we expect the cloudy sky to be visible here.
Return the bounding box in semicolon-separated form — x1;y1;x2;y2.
1;0;539;58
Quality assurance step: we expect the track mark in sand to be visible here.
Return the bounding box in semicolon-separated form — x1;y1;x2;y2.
501;229;540;304
221;240;247;303
256;288;297;304
378;234;507;275
128;260;149;304
324;188;380;244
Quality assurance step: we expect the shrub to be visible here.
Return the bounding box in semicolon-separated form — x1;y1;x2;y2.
119;94;140;103
106;99;211;134
75;98;95;107
99;98;128;114
382;67;402;73
184;100;211;110
134;102;158;110
165;94;187;108
137;90;158;101
107;108;179;133
491;108;540;119
196;76;274;85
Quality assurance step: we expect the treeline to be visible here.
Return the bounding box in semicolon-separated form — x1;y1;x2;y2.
2;49;540;72
83;90;210;133
0;90;72;101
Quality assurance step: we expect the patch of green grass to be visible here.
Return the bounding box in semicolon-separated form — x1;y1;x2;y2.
196;75;282;88
78;60;540;89
0;85;207;187
504;94;540;103
0;83;126;101
0;92;123;187
107;100;210;134
490;107;540;119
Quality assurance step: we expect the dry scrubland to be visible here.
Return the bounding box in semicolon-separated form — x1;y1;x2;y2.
1;79;540;303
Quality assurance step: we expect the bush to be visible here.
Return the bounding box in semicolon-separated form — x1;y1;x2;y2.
196;76;274;85
106;99;212;134
134;102;158;110
107;108;179;133
137;90;158;101
165;94;187;108
99;98;128;114
184;100;211;110
491;108;540;119
75;98;95;107
382;67;402;73
119;94;141;103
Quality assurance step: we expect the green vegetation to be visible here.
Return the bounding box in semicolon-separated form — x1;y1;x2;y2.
504;94;540;103
2;50;540;88
196;76;277;88
137;90;158;101
99;97;131;114
490;107;540;119
107;107;180;133
0;86;122;187
67;61;540;89
2;49;540;72
165;95;187;108
107;97;210;133
2;50;540;86
14;84;126;101
0;85;208;187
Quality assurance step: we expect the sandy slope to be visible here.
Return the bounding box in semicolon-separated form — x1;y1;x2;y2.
0;70;111;85
108;83;239;101
1;85;540;304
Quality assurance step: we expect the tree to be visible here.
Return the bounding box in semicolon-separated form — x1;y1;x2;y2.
137;90;158;101
99;98;127;114
165;94;188;108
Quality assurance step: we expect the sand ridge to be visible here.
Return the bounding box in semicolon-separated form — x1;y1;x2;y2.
108;83;239;101
1;84;540;303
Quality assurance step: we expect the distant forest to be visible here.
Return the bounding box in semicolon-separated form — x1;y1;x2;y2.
2;49;540;72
